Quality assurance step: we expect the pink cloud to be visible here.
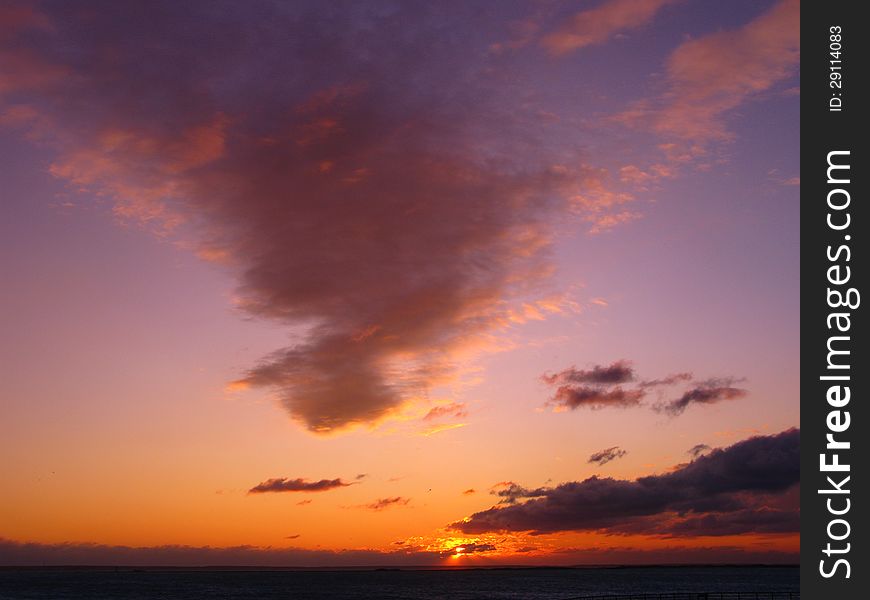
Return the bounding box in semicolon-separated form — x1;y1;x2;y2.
0;3;51;40
423;402;468;421
542;0;680;55
617;0;800;144
0;49;68;94
0;6;63;93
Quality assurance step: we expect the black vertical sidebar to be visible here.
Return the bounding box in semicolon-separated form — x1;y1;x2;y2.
801;1;866;598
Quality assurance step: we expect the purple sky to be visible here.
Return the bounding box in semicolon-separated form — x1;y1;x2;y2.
0;0;799;565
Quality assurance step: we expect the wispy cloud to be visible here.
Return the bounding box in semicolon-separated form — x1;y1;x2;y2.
423;402;468;421
542;0;681;55
660;378;748;416
420;422;468;437
616;0;800;145
360;497;411;511
638;373;692;389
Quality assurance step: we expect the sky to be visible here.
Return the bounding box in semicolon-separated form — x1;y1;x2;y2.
0;0;800;566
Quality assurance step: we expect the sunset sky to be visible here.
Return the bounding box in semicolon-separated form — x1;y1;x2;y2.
0;0;800;566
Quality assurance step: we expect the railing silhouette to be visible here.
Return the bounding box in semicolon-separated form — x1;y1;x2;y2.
564;593;798;600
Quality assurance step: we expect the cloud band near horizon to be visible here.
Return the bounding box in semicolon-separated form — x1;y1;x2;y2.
452;429;799;536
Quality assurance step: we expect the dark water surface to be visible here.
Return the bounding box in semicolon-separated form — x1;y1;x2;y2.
0;566;798;600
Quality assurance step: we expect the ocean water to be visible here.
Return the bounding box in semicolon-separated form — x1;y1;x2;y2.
0;566;798;600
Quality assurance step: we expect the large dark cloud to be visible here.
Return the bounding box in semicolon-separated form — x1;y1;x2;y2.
600;485;801;538
248;477;354;494
588;446;627;465
660;507;800;537
452;429;799;536
0;1;598;434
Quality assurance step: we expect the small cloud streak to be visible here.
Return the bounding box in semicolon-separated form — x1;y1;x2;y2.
420;422;468;437
588;446;628;465
542;361;635;386
248;477;354;495
661;378;748;416
638;372;692;388
361;497;411;511
552;386;645;410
